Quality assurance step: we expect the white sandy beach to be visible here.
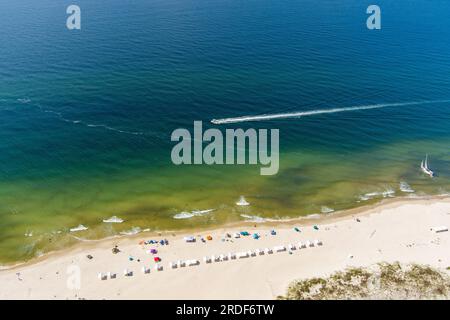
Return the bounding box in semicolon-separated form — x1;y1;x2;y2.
0;197;449;300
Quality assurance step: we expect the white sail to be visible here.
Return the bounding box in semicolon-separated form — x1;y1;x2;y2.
420;154;434;177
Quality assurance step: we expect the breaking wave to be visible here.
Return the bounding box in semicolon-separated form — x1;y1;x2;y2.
173;209;215;219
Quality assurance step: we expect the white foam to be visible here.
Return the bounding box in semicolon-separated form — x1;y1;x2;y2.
305;214;321;219
321;206;334;214
120;227;141;235
69;224;88;232
399;181;415;193
236;196;250;206
240;214;267;223
103;216;124;223
359;187;395;201
173;209;214;219
211;99;450;124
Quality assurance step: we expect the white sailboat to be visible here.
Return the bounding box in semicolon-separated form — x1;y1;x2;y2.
420;154;434;178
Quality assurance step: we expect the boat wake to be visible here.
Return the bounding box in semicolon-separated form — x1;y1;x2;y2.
211;99;450;124
23;99;150;137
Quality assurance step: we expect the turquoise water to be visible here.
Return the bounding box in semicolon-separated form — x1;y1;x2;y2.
0;0;450;263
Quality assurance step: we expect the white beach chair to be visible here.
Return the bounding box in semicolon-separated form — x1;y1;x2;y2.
248;250;255;257
123;269;133;277
141;266;151;274
220;254;228;261
169;262;178;269
254;249;261;256
305;240;312;247
237;251;249;259
233;232;241;239
106;272;116;279
314;239;323;246
203;256;212;264
258;248;265;255
297;241;306;249
214;255;221;262
288;243;296;251
307;240;314;247
228;252;236;260
264;248;273;254
154;263;163;271
273;245;286;252
98;272;107;280
187;259;200;266
431;226;448;233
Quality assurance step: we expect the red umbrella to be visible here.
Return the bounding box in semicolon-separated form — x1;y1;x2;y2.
154;257;161;262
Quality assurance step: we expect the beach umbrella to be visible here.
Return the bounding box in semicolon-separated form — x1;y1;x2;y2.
294;227;300;232
270;230;276;235
313;225;319;230
154;257;161;262
207;235;213;240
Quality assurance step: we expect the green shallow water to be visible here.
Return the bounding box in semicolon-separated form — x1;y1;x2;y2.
1;138;449;264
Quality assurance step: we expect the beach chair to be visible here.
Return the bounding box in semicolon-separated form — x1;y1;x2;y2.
154;263;163;271
178;260;186;268
141;266;151;274
187;259;200;266
431;226;448;233
254;249;261;256
237;251;249;259
273;245;286;252
214;255;221;262
264;248;273;254
169;262;178;269
288;243;296;251
314;239;323;246
203;256;212;263
123;269;133;277
258;249;265;255
98;272;107;280
220;254;228;261
106;272;116;279
228;252;236;260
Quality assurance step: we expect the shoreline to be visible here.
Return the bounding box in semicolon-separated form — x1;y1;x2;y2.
2;193;449;271
1;194;449;299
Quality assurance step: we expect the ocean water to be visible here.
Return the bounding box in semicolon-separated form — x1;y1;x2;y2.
1;0;450;264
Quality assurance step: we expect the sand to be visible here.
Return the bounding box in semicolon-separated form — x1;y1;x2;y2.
0;196;449;300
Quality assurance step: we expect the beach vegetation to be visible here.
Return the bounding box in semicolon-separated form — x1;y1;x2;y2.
280;262;450;300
